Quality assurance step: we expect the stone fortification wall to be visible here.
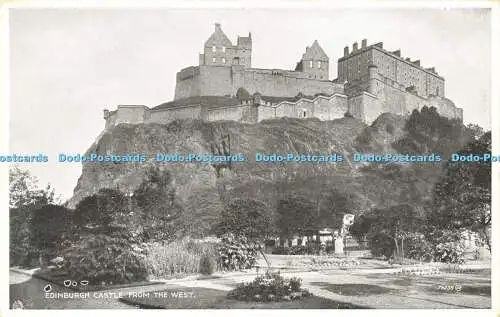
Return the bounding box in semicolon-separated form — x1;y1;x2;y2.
257;94;348;121
347;92;382;123
367;72;462;122
103;106;148;128
205;104;257;123
174;65;343;100
148;106;202;124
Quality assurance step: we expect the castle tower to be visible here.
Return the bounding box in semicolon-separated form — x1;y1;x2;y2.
199;23;252;68
295;40;329;80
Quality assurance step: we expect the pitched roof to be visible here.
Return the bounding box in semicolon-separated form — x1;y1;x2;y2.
204;23;232;47
302;40;328;60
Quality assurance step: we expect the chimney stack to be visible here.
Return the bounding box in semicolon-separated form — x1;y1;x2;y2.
344;46;349;56
361;39;367;48
215;22;221;30
353;42;358;52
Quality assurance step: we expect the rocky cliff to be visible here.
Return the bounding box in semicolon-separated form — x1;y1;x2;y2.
67;112;470;235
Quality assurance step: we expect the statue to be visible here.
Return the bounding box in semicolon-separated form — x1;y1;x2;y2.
341;214;355;236
333;230;344;255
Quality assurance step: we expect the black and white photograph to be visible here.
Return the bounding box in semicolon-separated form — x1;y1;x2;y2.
5;2;496;312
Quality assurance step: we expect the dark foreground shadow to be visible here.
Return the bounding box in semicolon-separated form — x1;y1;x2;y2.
119;286;369;309
310;282;393;296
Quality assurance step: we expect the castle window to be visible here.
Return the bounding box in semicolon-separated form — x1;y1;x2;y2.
303;110;307;118
222;46;226;52
212;57;216;63
222;58;226;64
317;61;321;68
309;61;313;68
212;46;216;52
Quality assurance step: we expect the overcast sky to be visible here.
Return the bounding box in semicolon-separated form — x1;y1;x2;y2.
9;8;491;200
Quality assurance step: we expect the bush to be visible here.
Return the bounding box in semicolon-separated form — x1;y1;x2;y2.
199;255;216;275
405;234;434;262
227;271;311;302
63;234;148;285
144;239;218;278
433;241;465;264
428;230;466;264
367;233;395;259
217;233;258;271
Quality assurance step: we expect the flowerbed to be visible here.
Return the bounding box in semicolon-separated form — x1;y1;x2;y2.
306;257;361;269
227;271;312;302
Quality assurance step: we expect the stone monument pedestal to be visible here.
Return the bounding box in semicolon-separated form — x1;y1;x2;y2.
334;236;344;255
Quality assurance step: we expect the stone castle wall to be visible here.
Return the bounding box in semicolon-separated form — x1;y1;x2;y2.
104;94;350;128
347;92;382;123
174;65;343;100
105;35;463;129
264;94;348;121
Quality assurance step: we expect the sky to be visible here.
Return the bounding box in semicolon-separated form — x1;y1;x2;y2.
9;7;492;201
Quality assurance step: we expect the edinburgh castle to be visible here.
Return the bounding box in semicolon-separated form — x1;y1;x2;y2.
103;23;463;128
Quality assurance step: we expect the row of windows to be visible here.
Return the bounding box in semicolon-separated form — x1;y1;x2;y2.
308;60;323;68
213;57;226;63
212;46;226;52
211;57;245;64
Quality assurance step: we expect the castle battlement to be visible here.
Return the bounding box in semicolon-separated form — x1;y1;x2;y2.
104;24;463;129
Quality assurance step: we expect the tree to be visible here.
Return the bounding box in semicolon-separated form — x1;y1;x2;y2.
236;87;250;99
429;131;491;251
276;195;316;237
352;204;425;259
393;106;469;158
215;199;276;240
73;188;142;243
466;123;485;141
30;204;72;266
316;189;362;230
9;166;59;268
9;166;57;209
133;167;183;242
214;198;276;269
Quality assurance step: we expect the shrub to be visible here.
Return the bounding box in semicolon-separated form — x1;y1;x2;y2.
199;255;216;275
405;234;434;262
63;234;148;285
217;233;258;271
433;241;465;264
428;230;466;264
367;233;395;259
227;271;311;302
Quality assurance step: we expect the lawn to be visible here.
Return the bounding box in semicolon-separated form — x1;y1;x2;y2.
119;286;367;309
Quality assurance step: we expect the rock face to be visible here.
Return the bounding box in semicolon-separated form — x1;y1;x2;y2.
68;117;368;207
67;113;465;235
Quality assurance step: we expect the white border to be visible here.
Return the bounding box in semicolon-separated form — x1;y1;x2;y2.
490;0;499;314
1;1;498;317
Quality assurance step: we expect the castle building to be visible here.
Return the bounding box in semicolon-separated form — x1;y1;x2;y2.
103;23;463;129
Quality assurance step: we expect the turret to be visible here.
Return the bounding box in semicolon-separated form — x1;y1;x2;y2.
367;65;378;94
